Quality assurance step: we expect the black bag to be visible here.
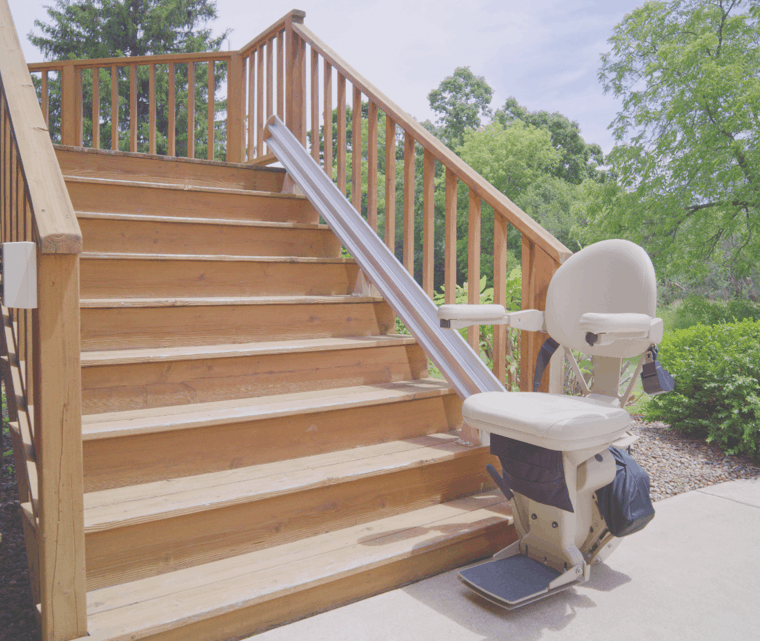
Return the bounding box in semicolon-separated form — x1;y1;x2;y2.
596;446;655;537
490;435;574;513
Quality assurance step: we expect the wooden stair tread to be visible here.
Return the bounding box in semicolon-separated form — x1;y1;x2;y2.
81;252;354;264
64;174;307;199
81;335;416;366
80;491;510;640
75;211;330;229
80;294;383;308
81;378;454;438
82;431;479;529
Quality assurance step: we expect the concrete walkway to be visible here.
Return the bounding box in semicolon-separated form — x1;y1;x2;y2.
254;479;760;641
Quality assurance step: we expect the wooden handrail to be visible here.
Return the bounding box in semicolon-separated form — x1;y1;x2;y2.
292;23;572;265
0;0;82;254
27;50;233;72
239;9;303;56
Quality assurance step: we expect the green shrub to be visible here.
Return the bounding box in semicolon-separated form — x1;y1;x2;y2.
645;319;760;459
670;295;760;330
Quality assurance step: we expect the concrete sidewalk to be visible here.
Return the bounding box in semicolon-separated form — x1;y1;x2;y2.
254;479;760;641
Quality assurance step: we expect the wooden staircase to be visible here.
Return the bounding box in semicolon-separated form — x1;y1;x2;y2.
51;146;514;640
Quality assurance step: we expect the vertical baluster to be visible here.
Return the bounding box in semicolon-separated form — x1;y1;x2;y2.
422;150;434;297
267;37;274;122
227;54;245;163
168;63;176;156
444;169;457;304
384;115;396;252
247;54;255;160
149;64;156;154
367;102;378;231
76;67;83;146
61;63;76;145
323;61;333;178
41;71;49;125
336;74;346;194
257;47;265;157
351;85;361;213
187;61;195;158
467;191;481;351
298;36;307;144
493;213;508;383
277;31;285;118
110;65;118;151
310;49;319;162
129;65;137;152
91;67;100;149
403;133;415;276
207;60;215;160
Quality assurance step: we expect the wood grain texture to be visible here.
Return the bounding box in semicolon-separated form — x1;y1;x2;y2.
77;214;339;257
80;255;359;298
422;149;435;297
65;177;317;223
403;133;415;275
81;492;512;641
80;299;395;349
444;168;457;305
82;381;460;490
82;437;496;589
467;191;481;351
384;114;396;252
55;146;286;191
81;341;428;414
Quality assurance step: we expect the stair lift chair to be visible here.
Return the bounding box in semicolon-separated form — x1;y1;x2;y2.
437;239;671;609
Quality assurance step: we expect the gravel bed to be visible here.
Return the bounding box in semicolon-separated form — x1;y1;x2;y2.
1;405;759;641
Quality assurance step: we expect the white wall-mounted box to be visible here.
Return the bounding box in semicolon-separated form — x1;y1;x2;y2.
2;242;37;309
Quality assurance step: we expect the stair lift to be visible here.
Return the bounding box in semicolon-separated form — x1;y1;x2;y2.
438;239;673;609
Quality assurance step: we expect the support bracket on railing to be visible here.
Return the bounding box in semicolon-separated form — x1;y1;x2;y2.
264;115;505;404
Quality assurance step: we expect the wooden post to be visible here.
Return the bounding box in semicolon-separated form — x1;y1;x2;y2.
520;238;559;392
60;64;77;146
444;168;457;305
34;253;86;641
285;12;306;144
384;115;396;252
467;192;481;352
422;149;434;297
493;214;508;383
226;53;245;163
403;133;415;276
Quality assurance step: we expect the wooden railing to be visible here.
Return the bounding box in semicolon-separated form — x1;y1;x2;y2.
1;1;86;640
287;22;572;393
25;8;572;395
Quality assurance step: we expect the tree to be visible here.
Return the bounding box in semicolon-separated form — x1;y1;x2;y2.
597;0;760;285
428;67;493;149
29;0;228;157
495;97;606;185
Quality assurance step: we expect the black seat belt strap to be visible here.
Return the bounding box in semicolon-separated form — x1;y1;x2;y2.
533;337;560;392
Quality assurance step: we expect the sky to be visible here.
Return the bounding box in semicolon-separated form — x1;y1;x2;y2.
7;0;644;154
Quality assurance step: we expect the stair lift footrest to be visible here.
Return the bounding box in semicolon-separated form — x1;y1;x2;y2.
459;555;578;609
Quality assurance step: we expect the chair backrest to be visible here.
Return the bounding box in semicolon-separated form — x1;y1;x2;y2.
545;239;657;359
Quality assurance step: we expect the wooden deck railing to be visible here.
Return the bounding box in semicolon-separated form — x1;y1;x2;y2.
1;1;86;640
25;7;572;398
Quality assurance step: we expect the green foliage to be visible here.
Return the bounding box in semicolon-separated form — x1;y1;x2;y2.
645;319;760;459
29;0;229;158
428;67;493;150
597;0;760;285
495;97;607;185
669;295;760;330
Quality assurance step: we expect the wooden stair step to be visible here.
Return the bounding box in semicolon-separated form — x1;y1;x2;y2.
80;253;361;298
82;432;496;589
80;335;428;414
81;379;462;491
65;175;318;223
80;296;395;350
55;145;287;192
78;491;514;641
77;212;341;258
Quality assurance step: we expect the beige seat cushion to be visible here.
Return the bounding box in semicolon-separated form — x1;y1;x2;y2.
463;392;631;451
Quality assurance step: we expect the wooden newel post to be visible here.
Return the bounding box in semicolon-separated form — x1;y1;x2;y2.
520;238;562;394
34;254;87;641
60;64;77;147
226;52;246;163
285;11;306;145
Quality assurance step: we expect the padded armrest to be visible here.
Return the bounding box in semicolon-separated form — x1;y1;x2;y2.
579;313;663;345
438;304;506;322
